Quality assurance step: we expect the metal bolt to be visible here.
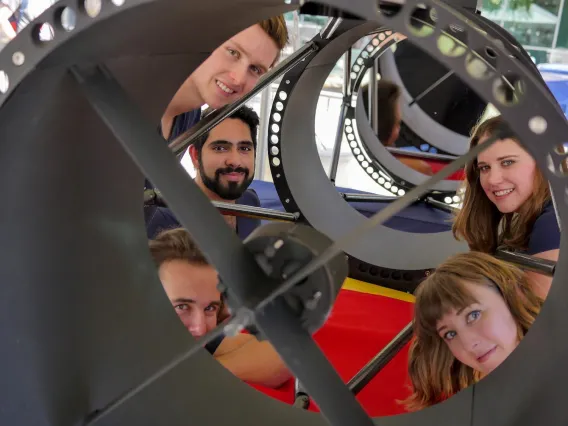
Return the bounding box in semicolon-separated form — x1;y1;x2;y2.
305;291;322;310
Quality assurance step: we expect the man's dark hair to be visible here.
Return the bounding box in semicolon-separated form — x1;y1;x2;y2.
361;80;401;144
148;227;209;268
193;105;260;153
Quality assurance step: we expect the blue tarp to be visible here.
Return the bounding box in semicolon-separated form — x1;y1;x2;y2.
538;64;568;116
249;180;453;234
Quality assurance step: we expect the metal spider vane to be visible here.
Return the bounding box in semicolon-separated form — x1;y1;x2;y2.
0;1;566;426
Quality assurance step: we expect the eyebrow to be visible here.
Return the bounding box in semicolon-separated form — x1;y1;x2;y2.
172;298;221;307
232;40;270;73
209;140;253;147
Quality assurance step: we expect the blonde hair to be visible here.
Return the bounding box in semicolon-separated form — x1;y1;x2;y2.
452;115;550;253
403;252;542;411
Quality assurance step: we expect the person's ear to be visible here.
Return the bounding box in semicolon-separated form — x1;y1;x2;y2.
189;145;199;169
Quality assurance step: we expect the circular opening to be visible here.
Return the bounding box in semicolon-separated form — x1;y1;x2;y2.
444;196;452;203
272;157;281;167
111;0;125;5
465;52;494;80
554;142;568;154
272;113;281;123
485;46;497;59
408;5;436;38
271;146;279;156
0;71;9;94
560;157;568;176
59;6;77;31
34;23;55;43
493;76;522;107
84;0;102;17
438;31;466;58
271;124;280;133
278;91;287;101
398;189;405;196
528;116;547;135
270;135;279;144
12;52;24;66
275;102;284;111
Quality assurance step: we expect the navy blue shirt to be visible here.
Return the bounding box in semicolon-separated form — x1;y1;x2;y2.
145;189;262;241
526;201;561;255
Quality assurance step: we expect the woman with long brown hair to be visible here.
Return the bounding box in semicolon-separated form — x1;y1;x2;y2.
404;252;543;411
452;114;560;299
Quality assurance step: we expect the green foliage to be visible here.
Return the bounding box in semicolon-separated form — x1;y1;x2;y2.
482;0;533;12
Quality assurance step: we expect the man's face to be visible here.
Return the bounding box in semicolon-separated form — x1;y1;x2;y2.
192;117;255;200
190;24;279;109
159;260;221;338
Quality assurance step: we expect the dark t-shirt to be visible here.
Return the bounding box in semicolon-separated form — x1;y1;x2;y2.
526;201;561;255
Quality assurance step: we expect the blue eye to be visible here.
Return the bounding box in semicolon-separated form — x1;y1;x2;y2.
467;310;481;323
444;330;457;341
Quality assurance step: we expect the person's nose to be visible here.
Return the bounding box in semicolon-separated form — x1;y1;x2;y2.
188;312;207;338
460;328;480;351
487;167;504;186
228;63;248;87
224;149;241;168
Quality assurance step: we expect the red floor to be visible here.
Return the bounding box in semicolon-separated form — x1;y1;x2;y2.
246;288;415;417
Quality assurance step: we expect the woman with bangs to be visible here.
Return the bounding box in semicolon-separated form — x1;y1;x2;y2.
452;114;560;299
403;252;543;411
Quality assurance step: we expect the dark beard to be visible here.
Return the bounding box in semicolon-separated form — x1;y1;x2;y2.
199;164;253;201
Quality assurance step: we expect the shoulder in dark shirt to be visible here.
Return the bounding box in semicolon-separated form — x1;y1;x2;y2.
526;201;560;255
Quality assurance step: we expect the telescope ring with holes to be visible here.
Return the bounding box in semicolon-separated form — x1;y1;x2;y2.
268;17;469;277
0;1;567;426
343;27;461;203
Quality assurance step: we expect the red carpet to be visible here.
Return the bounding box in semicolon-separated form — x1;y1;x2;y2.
247;286;415;417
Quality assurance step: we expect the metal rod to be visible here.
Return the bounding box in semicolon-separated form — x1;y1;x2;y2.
256;86;272;180
424;197;458;213
168;41;318;156
329;48;352;184
371;59;379;135
387;146;458;161
408;70;454;107
495;250;556;277
340;192;396;202
347;322;414;395
320;17;343;40
214;201;299;222
328;102;347;184
144;189;299;222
